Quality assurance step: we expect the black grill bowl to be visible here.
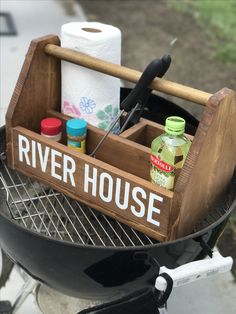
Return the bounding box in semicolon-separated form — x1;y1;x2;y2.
0;90;235;299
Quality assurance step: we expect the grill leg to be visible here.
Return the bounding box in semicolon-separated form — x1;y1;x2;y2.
159;307;168;314
12;278;39;314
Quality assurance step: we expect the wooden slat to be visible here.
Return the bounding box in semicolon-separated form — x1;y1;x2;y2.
48;110;151;180
120;119;147;140
45;43;212;106
170;88;236;239
120;118;193;147
48;110;183;181
12;126;174;241
5;35;61;166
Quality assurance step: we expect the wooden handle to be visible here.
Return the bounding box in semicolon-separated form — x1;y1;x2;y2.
45;43;212;105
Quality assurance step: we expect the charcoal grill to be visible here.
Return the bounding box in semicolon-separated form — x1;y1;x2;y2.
0;89;235;301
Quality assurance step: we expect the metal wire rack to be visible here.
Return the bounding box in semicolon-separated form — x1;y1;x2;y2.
0;153;157;247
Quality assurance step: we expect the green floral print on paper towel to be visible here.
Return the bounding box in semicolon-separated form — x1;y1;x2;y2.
96;104;119;132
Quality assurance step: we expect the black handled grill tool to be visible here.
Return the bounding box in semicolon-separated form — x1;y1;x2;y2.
90;55;171;157
120;54;171;133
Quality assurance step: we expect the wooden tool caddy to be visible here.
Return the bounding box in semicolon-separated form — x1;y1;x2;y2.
5;35;236;242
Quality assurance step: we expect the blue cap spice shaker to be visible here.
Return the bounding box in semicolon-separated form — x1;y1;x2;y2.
66;118;87;153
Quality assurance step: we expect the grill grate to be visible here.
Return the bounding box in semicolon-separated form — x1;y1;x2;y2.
0;153;157;247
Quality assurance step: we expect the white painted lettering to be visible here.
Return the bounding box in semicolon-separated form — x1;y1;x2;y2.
147;193;162;227
63;155;76;187
17;135;164;231
84;164;97;196
18;134;30;166
51;149;62;181
31;140;36;168
37;143;50;173
131;187;146;218
99;172;113;203
115;178;130;210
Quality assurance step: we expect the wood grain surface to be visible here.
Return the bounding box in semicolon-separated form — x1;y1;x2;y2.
171;88;236;239
6;35;61;166
45;43;212;106
12;126;173;241
6;35;236;242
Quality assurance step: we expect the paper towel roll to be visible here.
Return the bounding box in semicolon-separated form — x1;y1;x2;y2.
61;22;121;132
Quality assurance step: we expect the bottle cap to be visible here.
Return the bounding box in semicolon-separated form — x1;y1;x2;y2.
165;116;186;136
41;118;62;136
66;118;87;137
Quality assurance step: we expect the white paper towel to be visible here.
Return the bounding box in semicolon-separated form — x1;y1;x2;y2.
61;22;121;132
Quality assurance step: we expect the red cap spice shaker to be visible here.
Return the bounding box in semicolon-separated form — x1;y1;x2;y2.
41;118;62;142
